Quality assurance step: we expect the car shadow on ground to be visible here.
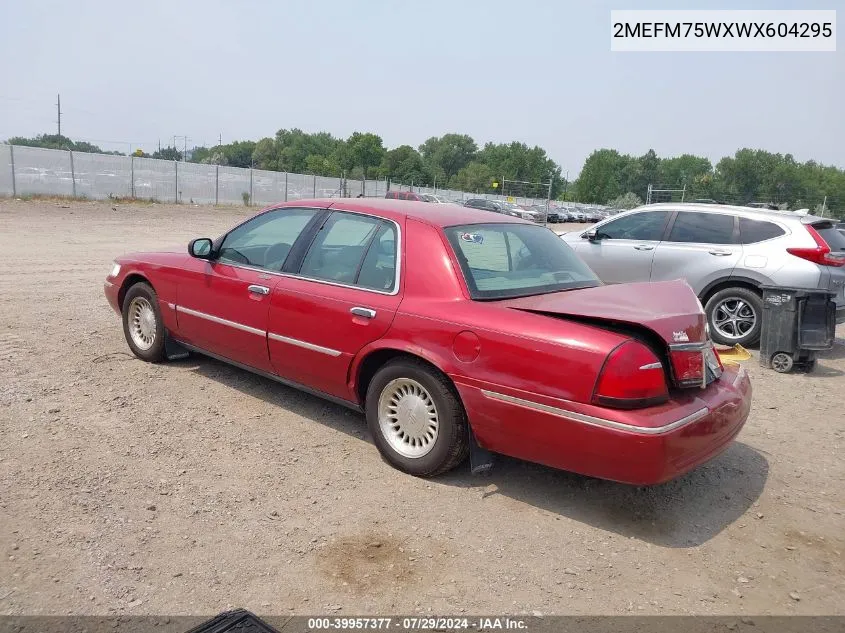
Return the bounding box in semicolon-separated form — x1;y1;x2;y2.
181;355;768;549
438;444;768;548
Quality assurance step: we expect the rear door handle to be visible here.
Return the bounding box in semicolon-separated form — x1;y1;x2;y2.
248;284;270;295
708;250;733;256
633;244;655;251
350;307;376;319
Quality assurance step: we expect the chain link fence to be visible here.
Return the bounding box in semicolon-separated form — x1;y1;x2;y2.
0;145;558;209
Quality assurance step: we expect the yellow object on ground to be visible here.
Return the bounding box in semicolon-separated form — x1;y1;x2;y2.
715;343;752;363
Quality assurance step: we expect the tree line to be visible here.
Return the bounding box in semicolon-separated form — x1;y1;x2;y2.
5;132;844;216
575;148;843;216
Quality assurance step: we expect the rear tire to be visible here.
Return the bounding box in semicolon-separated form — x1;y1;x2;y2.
705;287;763;347
122;282;166;362
365;358;469;477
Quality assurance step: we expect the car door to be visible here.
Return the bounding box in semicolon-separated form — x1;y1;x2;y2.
650;211;742;294
267;210;403;401
176;207;325;372
569;210;671;284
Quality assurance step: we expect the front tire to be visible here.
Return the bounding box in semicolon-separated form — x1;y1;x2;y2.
122;282;166;362
365;358;469;477
705;287;763;347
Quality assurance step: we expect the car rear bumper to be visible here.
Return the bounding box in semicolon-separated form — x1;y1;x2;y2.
455;364;752;486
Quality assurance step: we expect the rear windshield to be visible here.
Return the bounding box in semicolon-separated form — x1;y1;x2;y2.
444;223;600;300
816;224;845;252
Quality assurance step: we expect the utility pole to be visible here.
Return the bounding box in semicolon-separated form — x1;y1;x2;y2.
218;133;222;147
56;94;62;137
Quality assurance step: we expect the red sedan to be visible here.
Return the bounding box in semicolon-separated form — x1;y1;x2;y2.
104;199;752;485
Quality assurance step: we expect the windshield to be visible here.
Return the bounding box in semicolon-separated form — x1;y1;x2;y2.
444;223;601;299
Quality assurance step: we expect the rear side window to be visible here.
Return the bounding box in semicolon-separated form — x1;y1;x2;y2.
739;218;786;243
668;212;736;244
299;212;396;290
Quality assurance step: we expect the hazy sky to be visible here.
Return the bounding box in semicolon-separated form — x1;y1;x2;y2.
1;0;842;175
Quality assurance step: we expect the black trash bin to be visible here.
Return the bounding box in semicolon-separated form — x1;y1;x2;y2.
760;285;836;373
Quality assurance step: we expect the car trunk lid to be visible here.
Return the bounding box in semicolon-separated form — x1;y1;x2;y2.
499;279;722;389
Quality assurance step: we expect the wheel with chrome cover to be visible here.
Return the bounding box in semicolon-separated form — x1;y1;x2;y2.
122;282;166;362
366;358;469;477
704;287;763;347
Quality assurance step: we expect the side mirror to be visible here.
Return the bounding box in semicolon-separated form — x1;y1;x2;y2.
188;238;214;259
584;229;600;242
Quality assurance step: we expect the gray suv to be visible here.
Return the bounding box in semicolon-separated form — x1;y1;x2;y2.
561;203;845;347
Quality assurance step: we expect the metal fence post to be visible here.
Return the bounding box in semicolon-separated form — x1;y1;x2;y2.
215;165;219;205
312;174;317;198
9;145;16;197
69;150;76;198
130;155;135;198
250;168;254;205
175;160;179;203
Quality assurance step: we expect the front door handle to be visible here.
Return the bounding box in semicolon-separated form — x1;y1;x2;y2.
248;284;270;295
633;244;655;251
350;307;376;319
708;250;733;256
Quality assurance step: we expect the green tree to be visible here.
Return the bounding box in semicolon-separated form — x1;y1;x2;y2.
381;145;426;184
450;161;494;193
607;192;643;209
419;134;478;182
6;133;118;154
252;137;278;171
152;146;182;161
346;132;385;180
573;149;628;203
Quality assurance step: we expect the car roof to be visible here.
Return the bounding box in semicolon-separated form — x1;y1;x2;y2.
267;197;528;228
628;202;826;224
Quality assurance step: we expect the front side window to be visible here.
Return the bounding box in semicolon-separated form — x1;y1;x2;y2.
218;208;318;270
594;211;670;241
299;212;398;291
668;212;736;244
445;223;600;300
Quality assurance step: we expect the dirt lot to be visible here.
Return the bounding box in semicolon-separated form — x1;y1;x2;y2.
0;199;843;617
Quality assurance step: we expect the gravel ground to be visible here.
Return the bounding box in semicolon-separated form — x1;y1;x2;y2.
0;199;843;617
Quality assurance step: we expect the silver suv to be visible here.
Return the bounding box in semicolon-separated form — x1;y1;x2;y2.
561;203;845;347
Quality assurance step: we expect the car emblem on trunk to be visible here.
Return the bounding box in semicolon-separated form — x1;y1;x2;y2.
673;331;690;342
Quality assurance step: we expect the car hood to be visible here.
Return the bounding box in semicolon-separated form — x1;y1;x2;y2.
498;279;707;347
118;245;188;264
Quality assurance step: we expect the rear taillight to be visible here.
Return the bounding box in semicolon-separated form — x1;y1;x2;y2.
669;348;706;387
670;342;724;388
787;225;845;267
592;340;669;409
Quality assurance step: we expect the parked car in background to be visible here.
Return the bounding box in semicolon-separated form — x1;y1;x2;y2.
104;198;751;485
500;201;540;222
419;194;453;204
542;207;561;223
561;203;845;347
385;190;427;201
464;198;508;214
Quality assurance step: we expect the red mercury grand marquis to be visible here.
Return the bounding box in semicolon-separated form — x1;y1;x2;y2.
104;199;752;485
